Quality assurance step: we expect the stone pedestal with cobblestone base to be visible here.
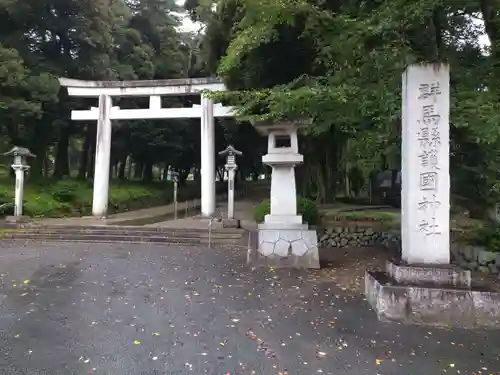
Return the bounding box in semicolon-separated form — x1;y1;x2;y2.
248;120;319;268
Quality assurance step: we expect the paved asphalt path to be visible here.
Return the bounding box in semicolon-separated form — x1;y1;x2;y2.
0;241;498;375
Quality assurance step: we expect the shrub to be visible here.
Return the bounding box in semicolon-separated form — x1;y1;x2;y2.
253;199;271;223
253;197;319;225
298;197;319;225
0;178;201;218
51;180;79;202
469;225;500;253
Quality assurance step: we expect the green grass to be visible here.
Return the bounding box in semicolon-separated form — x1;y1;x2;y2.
0;178;200;218
323;209;400;223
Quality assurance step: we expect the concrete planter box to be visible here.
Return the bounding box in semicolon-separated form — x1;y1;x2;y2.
366;270;500;329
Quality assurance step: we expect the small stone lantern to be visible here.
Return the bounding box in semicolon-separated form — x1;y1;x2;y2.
171;170;180;219
4;146;35;218
218;145;243;227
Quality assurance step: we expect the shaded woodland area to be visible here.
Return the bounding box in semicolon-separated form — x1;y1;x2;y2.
0;0;264;186
0;0;499;219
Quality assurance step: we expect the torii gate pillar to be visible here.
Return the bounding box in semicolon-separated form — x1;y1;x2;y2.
93;94;113;217
200;96;216;217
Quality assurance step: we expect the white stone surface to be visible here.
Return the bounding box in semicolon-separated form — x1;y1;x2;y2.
12;167;26;217
219;145;242;220
173;181;178;220
71;104;235;120
92;94;113;217
270;166;298;216
401;63;450;264
258;229;319;257
59;77;227;97
227;168;235;219
266;129;299;153
260;215;305;229
260;126;304;222
200;96;216;217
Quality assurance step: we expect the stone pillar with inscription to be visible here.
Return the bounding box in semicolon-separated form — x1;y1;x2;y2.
362;64;500;329
401;63;450;264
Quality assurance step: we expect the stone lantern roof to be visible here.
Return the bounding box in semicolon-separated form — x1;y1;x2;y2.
251;118;312;136
4;146;36;158
218;145;243;157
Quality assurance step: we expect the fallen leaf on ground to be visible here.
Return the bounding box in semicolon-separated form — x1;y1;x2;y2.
246;330;257;340
316;351;326;358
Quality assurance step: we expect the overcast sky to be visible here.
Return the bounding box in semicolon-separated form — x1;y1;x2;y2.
174;0;203;33
174;1;491;47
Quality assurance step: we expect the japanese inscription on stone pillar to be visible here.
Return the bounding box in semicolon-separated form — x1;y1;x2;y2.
402;64;450;264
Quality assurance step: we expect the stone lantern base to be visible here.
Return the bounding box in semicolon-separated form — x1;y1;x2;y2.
5;215;32;225
247;226;320;269
222;218;241;228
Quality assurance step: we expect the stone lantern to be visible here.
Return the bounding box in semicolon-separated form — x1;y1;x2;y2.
218;145;243;227
4;146;35;218
250;119;319;268
171;170;179;219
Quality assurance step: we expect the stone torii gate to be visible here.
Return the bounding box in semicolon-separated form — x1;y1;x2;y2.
58;77;235;218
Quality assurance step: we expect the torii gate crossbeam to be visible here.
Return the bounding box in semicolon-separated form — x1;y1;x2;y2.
59;77;236;218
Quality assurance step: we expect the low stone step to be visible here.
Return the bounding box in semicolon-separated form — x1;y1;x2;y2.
24;224;245;235
0;232;242;245
6;228;244;239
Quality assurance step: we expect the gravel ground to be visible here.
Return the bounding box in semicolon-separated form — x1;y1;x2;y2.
0;241;497;375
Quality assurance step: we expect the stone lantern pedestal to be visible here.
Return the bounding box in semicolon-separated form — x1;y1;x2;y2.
249;120;319;268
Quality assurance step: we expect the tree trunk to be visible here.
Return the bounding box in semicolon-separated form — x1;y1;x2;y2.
30;142;46;179
78;128;92;180
179;169;190;185
87;133;96;179
143;162;153;182
127;158;133;179
216;167;225;182
53;126;71;179
118;155;127;180
481;0;500;55
43;156;49;177
344;139;351;198
134;162;142;179
480;0;500;84
193;168;200;182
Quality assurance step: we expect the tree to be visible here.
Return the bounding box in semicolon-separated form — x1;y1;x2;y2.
195;0;500;210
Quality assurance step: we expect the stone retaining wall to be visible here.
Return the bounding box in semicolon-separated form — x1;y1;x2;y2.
319;223;500;277
451;244;500;276
319;224;401;250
